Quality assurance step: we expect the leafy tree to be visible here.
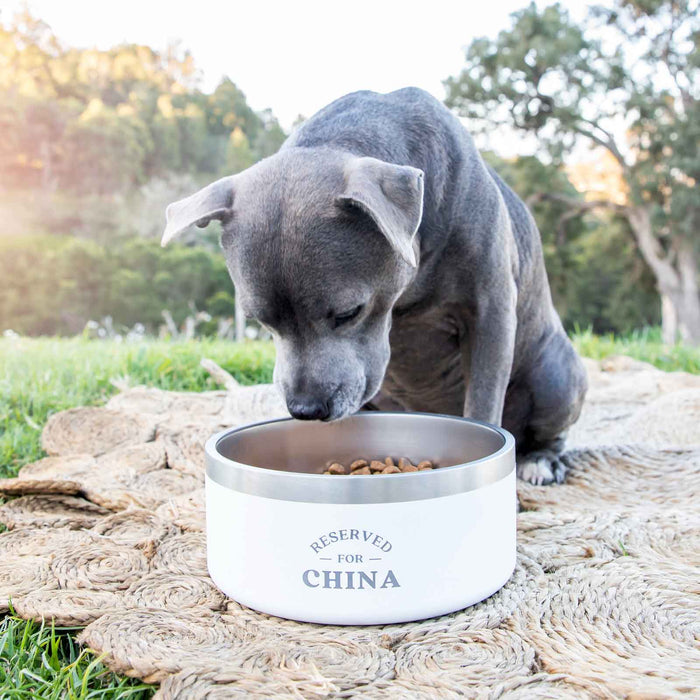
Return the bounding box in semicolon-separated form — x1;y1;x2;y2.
251;108;286;161
0;95;77;191
174;102;212;173
446;0;700;344
0;235;234;334
61;99;153;194
149;95;182;173
0;10;287;202
226;127;255;174
205;78;259;140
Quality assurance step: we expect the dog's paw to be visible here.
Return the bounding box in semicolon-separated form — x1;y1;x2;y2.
516;451;567;485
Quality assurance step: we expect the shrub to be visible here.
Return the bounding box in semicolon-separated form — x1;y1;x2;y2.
0;235;234;335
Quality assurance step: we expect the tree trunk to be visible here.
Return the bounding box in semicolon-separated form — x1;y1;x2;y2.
626;206;700;346
676;241;700;344
660;293;678;345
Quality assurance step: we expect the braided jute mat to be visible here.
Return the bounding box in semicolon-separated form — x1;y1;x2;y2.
1;356;699;698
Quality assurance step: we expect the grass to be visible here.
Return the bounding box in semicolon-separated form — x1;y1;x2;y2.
571;326;700;374
0;613;152;699
0;337;274;479
0;328;698;697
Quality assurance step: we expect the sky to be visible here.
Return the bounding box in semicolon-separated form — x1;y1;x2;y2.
3;0;588;135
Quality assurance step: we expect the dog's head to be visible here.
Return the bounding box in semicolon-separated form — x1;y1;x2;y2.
162;148;424;420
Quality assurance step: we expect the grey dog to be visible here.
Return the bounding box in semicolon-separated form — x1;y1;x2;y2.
162;88;587;485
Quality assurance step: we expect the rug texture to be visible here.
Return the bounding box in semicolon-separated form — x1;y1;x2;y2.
1;356;699;698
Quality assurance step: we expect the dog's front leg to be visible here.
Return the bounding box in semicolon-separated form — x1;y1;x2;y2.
461;287;517;426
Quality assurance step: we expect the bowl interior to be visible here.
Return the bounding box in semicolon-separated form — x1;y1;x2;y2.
215;413;505;474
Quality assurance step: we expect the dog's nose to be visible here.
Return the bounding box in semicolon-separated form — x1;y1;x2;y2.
287;398;331;421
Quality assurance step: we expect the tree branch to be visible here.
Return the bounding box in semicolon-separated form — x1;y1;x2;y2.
571;122;628;171
526;192;630;247
526;191;629;216
626;205;680;290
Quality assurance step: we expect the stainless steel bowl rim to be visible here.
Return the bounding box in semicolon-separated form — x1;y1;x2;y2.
205;412;515;504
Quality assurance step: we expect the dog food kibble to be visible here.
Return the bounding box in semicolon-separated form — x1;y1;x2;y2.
352;466;371;475
323;458;436;475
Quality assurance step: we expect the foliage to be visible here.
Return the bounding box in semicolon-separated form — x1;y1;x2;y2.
446;0;699;208
562;217;660;334
0;235;235;335
0;11;286;232
445;0;700;343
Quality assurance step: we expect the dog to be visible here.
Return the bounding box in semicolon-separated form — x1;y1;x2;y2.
162;88;588;485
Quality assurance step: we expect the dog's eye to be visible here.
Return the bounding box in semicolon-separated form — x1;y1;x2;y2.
333;305;364;329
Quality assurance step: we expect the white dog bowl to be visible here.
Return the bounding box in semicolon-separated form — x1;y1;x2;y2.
205;412;516;625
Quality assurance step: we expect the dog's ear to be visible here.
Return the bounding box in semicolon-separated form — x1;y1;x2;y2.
336;157;424;267
161;176;235;246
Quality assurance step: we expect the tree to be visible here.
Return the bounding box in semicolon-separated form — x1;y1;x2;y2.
446;0;700;344
61;99;153;194
226;126;255;174
0;8;287;238
205;78;259;140
251;108;287;161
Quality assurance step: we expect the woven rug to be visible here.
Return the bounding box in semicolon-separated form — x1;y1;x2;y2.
1;356;699;698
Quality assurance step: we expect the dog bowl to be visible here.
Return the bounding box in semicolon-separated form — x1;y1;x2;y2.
205;412;516;625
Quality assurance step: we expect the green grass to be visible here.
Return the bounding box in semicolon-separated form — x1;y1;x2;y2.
0;337;275;479
571;326;700;373
0;329;698;697
0;614;152;699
